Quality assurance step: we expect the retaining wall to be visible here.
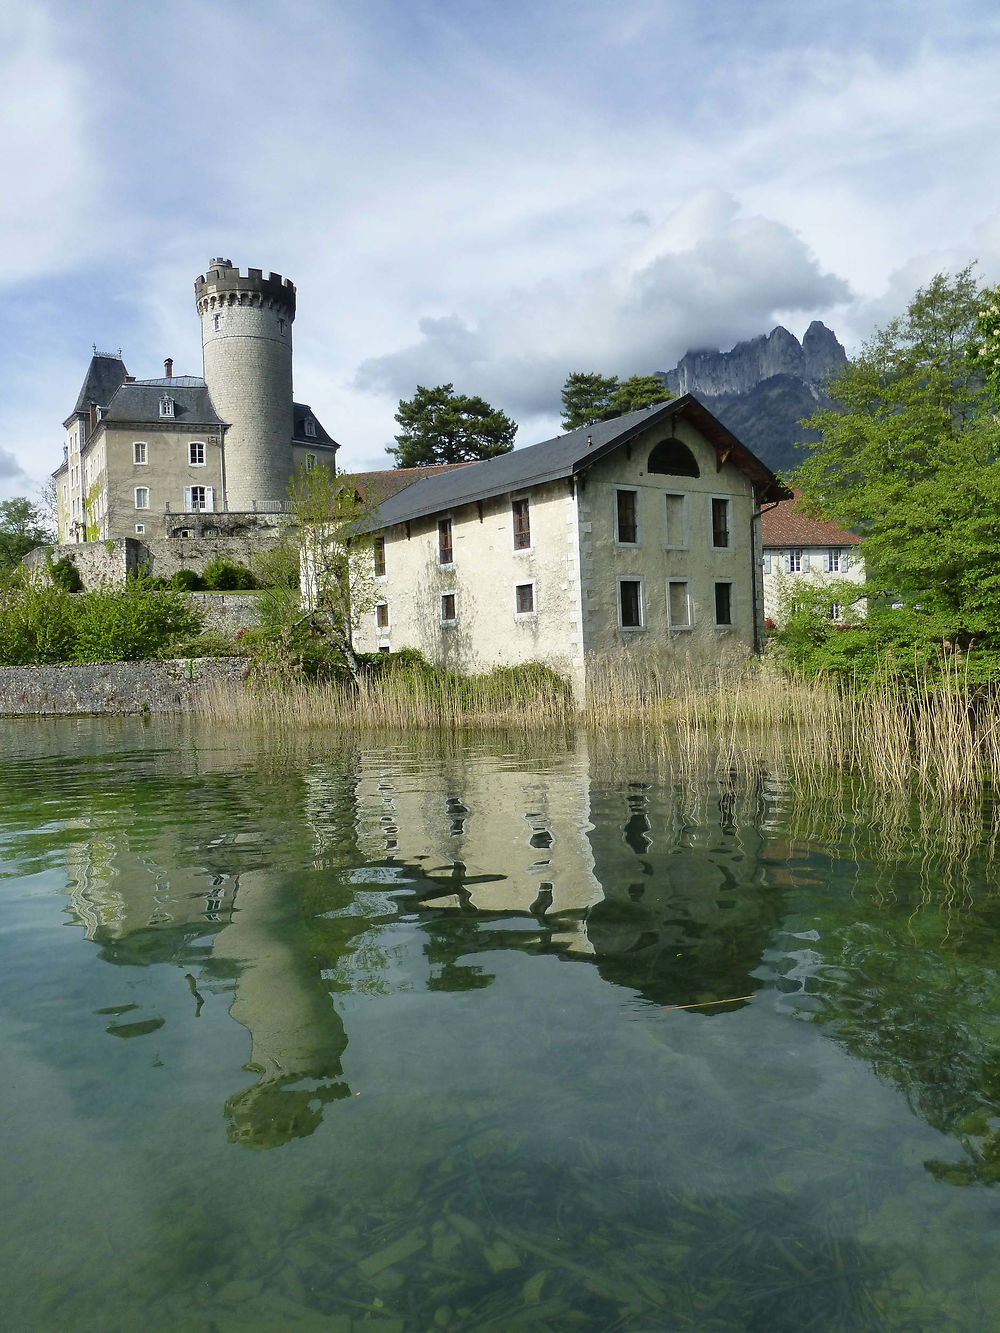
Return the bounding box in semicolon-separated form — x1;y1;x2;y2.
0;657;249;716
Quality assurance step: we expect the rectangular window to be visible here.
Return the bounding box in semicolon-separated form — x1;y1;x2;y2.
134;487;149;510
714;581;733;626
304;419;316;438
712;497;731;548
512;498;531;550
305;452;316;471
440;591;457;623
616;489;638;544
159;396;174;418
827;548;841;572
438;518;453;565
830;603;843;622
619;578;643;629
787;549;803;573
189;441;206;465
668;580;691;629
184;485;214;512
373;535;386;576
664;493;687;549
133;441;147;465
515;582;535;615
135;523;145;534
375;602;389;630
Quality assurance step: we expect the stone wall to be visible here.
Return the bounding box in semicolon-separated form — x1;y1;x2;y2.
188;592;262;635
0;657;249;716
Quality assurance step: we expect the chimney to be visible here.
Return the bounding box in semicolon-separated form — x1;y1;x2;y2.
164;357;173;378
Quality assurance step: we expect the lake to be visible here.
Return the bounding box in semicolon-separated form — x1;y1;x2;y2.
2;716;999;1331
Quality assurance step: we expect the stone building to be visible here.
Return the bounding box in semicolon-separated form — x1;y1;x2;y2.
342;396;790;702
760;491;865;625
54;259;337;545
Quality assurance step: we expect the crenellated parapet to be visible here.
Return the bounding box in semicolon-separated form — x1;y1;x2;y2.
195;258;296;321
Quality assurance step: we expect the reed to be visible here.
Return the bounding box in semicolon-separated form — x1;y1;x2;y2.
199;650;1000;798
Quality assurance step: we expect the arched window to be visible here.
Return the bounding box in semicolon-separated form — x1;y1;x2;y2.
648;438;699;477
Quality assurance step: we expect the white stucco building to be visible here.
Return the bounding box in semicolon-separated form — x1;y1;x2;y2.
760;491;865;625
346;397;790;701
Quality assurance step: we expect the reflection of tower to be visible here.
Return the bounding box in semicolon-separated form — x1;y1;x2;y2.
194;258;296;511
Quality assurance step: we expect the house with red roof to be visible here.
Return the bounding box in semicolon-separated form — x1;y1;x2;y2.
760;491;865;625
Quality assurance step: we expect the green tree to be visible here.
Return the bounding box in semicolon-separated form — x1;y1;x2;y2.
791;266;1000;659
388;384;517;467
560;371;672;430
0;497;52;573
613;373;672;415
560;371;620;430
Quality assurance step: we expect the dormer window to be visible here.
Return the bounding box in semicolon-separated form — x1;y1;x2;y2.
304;418;316;438
159;396;174;418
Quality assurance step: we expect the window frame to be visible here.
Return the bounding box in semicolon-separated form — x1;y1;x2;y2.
667;579;692;631
714;580;734;627
373;535;386;578
133;441;148;465
304;418;317;438
184;485;213;513
134;523;145;535
514;581;536;617
440;590;458;625
375;601;390;631
615;488;640;546
438;517;454;566
511;497;532;551
159;396;174;419
617;576;645;631
711;496;732;550
189;440;206;466
134;486;150;510
786;548;804;573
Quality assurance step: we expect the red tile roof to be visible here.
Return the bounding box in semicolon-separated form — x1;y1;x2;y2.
762;490;861;547
343;463;470;504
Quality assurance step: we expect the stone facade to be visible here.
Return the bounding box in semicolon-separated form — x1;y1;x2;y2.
346;401;781;702
0;658;248;716
53;260;337;548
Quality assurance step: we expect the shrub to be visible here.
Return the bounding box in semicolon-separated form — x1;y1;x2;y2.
170;569;204;591
72;575;203;662
0;579;79;663
49;556;83;593
202;556;257;591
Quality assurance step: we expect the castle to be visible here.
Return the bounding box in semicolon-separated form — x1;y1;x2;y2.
55;259;337;544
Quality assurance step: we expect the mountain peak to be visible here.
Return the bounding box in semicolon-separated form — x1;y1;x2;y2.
662;323;846;399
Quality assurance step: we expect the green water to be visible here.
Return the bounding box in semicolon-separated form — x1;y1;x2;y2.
2;718;1000;1331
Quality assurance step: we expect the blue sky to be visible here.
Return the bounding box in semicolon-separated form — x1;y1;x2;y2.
3;0;1000;499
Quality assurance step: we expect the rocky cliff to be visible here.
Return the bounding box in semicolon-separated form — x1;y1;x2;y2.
660;321;847;474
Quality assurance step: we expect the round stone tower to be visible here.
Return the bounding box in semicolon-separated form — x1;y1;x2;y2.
195;258;296;511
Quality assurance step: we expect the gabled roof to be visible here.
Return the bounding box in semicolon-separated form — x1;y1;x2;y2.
100;378;225;427
293;403;338;450
762;490;861;547
69;353;129;416
371;395;789;528
348;463;470;505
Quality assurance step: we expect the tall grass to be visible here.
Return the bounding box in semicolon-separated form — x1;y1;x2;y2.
199;649;1000;799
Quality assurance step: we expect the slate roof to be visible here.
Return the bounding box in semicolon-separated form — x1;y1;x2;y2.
293;403;338;450
370;395;789;529
762;490;861;547
101;378;225;426
70;354;129;415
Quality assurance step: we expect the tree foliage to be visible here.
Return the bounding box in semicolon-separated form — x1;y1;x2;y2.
0;497;52;573
789;266;1000;671
560;371;671;430
388;384;517;467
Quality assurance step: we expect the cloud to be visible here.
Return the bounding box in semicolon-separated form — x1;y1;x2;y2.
354;191;851;429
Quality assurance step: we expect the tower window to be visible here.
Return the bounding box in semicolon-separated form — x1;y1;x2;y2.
278;317;286;333
189;441;205;465
213;314;222;331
